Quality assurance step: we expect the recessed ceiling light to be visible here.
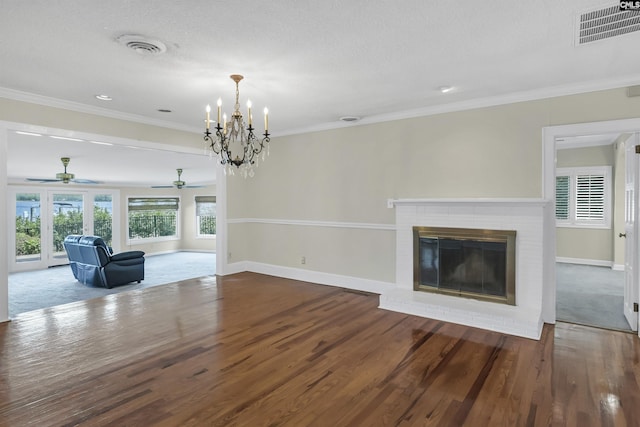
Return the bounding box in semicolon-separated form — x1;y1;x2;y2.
15;131;42;136
340;116;360;122
95;94;113;101
439;86;454;93
50;136;83;142
89;140;113;146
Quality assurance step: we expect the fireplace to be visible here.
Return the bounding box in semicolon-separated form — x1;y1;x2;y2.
379;198;550;340
380;199;555;339
413;227;516;305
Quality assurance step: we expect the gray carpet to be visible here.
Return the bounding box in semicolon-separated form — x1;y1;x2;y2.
556;262;630;331
9;252;216;318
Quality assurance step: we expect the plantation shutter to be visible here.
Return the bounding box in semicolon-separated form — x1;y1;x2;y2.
575;174;605;221
555;175;570;220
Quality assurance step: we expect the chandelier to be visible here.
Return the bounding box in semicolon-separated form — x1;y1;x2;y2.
204;74;270;178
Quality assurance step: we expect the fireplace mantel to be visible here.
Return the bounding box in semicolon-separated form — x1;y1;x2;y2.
380;198;552;340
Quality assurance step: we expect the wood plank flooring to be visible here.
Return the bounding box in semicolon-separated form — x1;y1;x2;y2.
1;272;639;426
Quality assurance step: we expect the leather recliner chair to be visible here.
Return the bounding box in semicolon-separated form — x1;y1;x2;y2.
63;235;145;288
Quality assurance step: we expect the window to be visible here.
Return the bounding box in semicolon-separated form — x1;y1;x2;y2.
195;196;216;237
555;167;611;228
127;197;179;241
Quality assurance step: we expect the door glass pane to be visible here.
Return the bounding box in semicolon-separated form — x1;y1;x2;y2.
94;194;113;247
15;193;41;262
52;193;84;260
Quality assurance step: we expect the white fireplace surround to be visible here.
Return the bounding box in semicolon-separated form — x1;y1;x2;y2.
379;198;552;340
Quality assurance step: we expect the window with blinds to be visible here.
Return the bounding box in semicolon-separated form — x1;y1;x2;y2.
127;197;180;241
195;196;216;237
555;167;610;228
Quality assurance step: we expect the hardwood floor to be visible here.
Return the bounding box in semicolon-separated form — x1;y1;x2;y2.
1;272;639;426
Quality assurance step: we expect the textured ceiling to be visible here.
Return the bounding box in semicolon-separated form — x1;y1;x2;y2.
1;0;639;186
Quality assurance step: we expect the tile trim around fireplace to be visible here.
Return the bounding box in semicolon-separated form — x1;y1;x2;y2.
380;198;552;340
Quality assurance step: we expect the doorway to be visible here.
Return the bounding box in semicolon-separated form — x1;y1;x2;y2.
550;126;639;332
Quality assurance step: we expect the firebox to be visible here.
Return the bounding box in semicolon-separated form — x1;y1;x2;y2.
413;227;516;305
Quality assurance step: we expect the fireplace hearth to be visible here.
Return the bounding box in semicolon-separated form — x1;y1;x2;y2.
413;227;516;305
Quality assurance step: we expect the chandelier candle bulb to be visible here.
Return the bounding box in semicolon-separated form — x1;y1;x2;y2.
217;98;222;124
264;107;269;131
223;113;227;134
247;100;252;126
205;105;211;130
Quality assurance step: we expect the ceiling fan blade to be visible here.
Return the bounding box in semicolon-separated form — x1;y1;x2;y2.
151;185;174;188
26;178;61;182
185;185;205;188
71;179;100;184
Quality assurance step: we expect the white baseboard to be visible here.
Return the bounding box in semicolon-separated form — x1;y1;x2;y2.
556;257;613;268
225;261;248;275
221;261;395;295
145;250;179;257
145;249;216;257
613;263;625;271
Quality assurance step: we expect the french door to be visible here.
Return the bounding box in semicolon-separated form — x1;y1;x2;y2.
624;135;640;332
10;188;118;272
47;191;88;267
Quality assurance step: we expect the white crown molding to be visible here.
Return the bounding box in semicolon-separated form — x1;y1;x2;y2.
0;87;201;134
226;217;396;231
277;74;640;137
3;73;640;138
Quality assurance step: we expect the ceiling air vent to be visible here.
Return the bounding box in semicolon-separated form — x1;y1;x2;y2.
577;4;640;44
117;34;167;55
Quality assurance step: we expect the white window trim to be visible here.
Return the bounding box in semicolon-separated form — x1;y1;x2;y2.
556;166;612;229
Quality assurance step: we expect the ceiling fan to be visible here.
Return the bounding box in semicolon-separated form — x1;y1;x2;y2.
152;168;203;189
26;157;100;184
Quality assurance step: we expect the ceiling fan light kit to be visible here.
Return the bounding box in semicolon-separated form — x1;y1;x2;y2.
204;74;270;178
27;157;99;185
173;168;186;189
56;157;75;184
152;168;203;189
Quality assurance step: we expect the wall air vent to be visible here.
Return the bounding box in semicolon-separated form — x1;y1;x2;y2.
577;4;640;44
117;34;167;55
